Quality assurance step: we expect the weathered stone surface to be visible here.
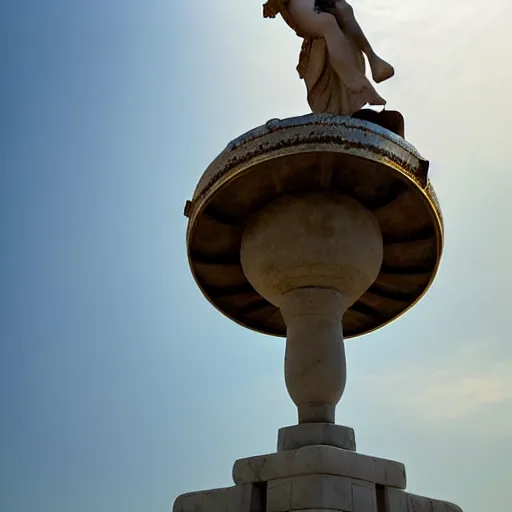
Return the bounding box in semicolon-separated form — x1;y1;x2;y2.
172;482;463;512
385;488;463;512
277;423;356;452
232;445;406;489
186;114;442;340
405;493;433;512
266;474;381;512
281;288;349;423
241;193;383;423
172;484;253;512
352;480;377;512
241;193;383;309
192;115;428;206
385;487;408;512
267;474;353;511
430;498;463;512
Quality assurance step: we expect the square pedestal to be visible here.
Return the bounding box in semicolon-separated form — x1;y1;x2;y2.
173;428;462;512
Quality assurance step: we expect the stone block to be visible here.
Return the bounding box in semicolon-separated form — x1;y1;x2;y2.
277;423;356;452
385;487;408;512
430;498;463;512
233;445;406;489
266;474;353;511
352;481;377;512
266;478;292;512
266;474;379;512
384;488;463;512
406;493;433;512
173;484;253;512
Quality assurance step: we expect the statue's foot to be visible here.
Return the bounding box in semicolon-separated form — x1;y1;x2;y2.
370;56;395;83
347;79;386;108
368;90;386;106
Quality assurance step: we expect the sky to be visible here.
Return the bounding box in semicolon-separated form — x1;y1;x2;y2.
2;1;512;511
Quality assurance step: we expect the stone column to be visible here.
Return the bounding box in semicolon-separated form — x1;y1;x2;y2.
177;115;462;512
241;193;383;424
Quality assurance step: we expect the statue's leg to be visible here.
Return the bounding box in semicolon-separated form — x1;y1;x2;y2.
288;0;386;106
320;17;386;105
327;1;395;83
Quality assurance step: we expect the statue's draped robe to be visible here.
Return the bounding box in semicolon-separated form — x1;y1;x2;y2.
263;0;368;115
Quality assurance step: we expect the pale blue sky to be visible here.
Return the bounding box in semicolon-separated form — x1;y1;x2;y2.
2;1;511;511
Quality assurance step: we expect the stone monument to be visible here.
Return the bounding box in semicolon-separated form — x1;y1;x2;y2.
175;2;463;511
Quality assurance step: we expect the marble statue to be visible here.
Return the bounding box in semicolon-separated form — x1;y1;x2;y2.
263;0;394;115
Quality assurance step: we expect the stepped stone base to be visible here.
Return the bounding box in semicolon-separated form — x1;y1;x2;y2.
173;427;462;512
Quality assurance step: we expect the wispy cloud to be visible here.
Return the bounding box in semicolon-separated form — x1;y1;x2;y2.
360;340;512;428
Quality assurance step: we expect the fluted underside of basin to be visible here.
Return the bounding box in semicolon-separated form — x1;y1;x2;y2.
185;115;443;339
